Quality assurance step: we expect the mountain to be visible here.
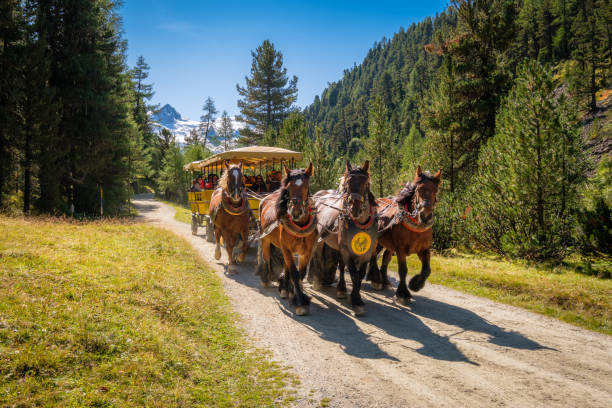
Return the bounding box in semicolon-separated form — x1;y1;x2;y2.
151;104;245;152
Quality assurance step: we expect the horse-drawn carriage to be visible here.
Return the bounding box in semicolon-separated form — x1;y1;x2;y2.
184;146;303;243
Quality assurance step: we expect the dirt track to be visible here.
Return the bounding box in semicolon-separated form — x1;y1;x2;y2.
134;195;612;408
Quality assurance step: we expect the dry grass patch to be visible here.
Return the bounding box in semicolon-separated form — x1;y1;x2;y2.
0;216;293;407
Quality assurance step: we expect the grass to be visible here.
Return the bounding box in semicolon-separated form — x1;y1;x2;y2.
389;251;612;335
158;199;192;225
0;216;293;407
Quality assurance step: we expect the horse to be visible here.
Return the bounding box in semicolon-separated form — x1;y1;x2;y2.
257;163;317;316
308;160;377;316
208;161;250;271
367;165;441;304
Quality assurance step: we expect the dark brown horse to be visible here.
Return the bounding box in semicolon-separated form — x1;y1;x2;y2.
308;160;377;316
257;163;316;316
209;161;250;271
367;166;441;304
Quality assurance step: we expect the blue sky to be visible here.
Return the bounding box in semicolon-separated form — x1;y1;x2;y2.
120;0;449;120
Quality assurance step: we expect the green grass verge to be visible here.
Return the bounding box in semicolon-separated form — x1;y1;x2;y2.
158;199;192;225
0;216;294;407
389;251;612;335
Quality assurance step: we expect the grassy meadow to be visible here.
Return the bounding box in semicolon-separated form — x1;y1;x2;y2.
0;216;293;407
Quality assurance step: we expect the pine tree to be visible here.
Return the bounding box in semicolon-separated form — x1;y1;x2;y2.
305;127;336;192
422;0;517;187
184;128;201;147
470;60;585;259
236;40;298;145
364;96;399;197
218;110;234;151
131;56;156;136
0;0;24;208
199;96;218;147
402;124;424;175
158;142;185;202
569;0;609;112
277;112;308;153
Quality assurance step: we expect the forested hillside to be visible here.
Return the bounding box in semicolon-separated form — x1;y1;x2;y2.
302;0;611;258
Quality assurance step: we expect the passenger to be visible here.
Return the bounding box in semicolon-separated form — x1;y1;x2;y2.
205;175;214;189
190;178;202;192
212;174;219;187
253;175;266;193
269;171;281;191
197;176;205;189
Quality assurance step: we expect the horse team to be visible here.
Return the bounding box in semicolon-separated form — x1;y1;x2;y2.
209;160;441;316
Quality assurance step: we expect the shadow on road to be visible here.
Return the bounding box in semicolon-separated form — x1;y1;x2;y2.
135;195;549;365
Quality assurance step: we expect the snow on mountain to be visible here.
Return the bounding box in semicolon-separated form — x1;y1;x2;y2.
151;104;245;153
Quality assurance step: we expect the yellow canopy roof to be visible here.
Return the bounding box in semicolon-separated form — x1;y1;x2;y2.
184;146;303;171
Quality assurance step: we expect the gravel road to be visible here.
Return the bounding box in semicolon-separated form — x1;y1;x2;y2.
134;195;612;408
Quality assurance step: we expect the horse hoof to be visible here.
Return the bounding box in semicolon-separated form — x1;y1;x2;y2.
226;265;237;275
383;283;394;291
312;281;322;291
370;282;383;290
295;305;309;316
353;306;366;316
280;289;288;298
260;280;274;288
395;296;411;305
214;246;221;260
237;252;246;263
336;290;346;299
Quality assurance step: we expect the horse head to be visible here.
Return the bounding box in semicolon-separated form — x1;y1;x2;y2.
340;160;376;221
397;166;442;224
222;161;244;203
277;162;313;223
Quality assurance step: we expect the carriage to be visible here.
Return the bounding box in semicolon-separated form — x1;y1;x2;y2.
184;146;303;243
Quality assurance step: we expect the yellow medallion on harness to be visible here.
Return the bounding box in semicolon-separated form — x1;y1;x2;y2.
351;231;371;255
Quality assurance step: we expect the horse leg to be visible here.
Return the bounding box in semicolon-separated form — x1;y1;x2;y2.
258;238;274;288
395;251;411;305
237;227;249;263
409;248;431;292
214;226;222;260
224;233;237;274
336;257;346;299
380;249;393;290
281;246;310;316
366;244;383;289
345;256;366;316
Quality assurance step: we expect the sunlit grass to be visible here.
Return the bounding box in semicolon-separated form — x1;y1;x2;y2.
158;199;192;224
0;216;294;407
388;251;612;335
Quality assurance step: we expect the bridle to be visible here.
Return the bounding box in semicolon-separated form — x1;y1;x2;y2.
340;171;374;230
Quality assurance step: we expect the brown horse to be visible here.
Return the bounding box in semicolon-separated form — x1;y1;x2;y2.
209;161;250;271
308;160;377;316
258;163;316;316
367;166;441;304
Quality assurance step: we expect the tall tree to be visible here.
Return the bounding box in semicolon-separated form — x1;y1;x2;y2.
199;96;218;147
236;40;298;145
0;0;24;208
277;112;308;153
305;127;336;192
470;61;585;259
364;96;399;197
218;110;234;151
131;56;156;137
422;0;517;186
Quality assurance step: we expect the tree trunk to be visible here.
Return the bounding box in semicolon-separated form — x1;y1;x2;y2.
23;129;32;215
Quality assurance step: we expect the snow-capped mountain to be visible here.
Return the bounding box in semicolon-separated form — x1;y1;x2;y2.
151;104;245;152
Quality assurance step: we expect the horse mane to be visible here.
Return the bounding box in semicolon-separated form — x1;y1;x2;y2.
276;168;310;219
395;171;440;209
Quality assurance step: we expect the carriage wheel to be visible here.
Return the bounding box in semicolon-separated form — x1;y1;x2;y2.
205;217;215;243
191;215;198;235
